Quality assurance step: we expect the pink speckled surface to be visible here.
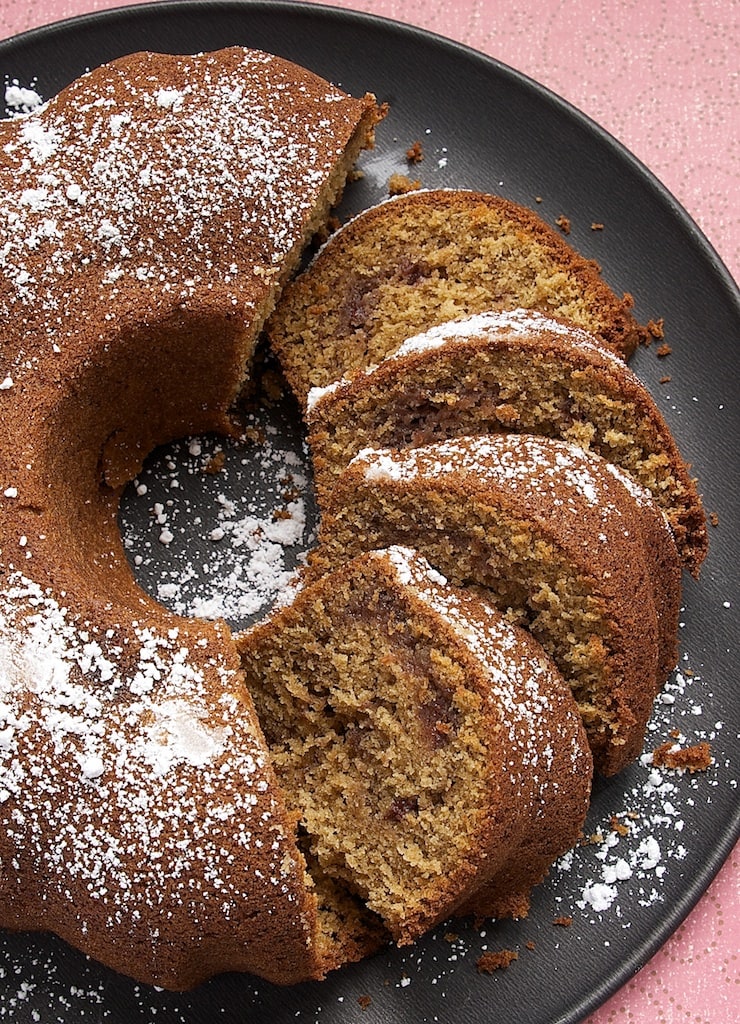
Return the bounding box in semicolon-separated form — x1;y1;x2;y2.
0;2;737;1022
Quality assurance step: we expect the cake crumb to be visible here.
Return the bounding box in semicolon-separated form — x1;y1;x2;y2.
553;915;573;927
710;511;719;527
388;172;422;195
609;815;631;837
656;342;672;357
243;425;266;445
525;940;536;950
647;317;665;340
652;741;712;773
313;214;342;246
590;222;604;231
476;949;518;973
357;994;372;1010
494;402;520;426
261;369;285;401
659;375;672;384
203;450;226;475
406;140;424;163
555;214;571;234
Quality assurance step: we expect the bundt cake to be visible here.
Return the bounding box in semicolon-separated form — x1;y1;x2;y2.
305;308;707;574
0;46;383;988
265;188;649;403
313;434;683;775
238;546;593;939
0;40;701;994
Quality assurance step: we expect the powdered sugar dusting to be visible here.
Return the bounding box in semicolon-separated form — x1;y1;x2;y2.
4;81;43;114
0;560;315;982
392;307;616;359
119;398;317;628
306;378;345;414
354;433;653;527
0;47;366;380
0;44;731;1020
552;661;730;924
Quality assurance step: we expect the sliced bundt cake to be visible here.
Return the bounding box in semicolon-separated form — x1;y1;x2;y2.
266;189;648;403
313;435;682;775
306;309;707;574
238;546;593;939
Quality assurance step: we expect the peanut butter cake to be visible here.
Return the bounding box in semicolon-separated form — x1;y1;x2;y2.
239;546;593;940
306;308;706;574
266;189;648;403
315;435;682;775
0;46;382;988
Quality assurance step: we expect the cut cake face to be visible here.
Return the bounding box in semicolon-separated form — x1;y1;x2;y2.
266;188;649;404
239;546;592;941
315;434;683;776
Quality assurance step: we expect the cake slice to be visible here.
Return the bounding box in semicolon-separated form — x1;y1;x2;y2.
306;309;707;574
238;546;592;940
266;188;648;404
313;436;682;775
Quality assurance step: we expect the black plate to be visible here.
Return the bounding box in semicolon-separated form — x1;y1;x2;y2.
1;3;738;1022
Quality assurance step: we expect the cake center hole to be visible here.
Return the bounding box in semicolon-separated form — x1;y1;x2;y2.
118;359;318;631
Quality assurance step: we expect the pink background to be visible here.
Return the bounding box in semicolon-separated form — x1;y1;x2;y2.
0;1;737;1021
